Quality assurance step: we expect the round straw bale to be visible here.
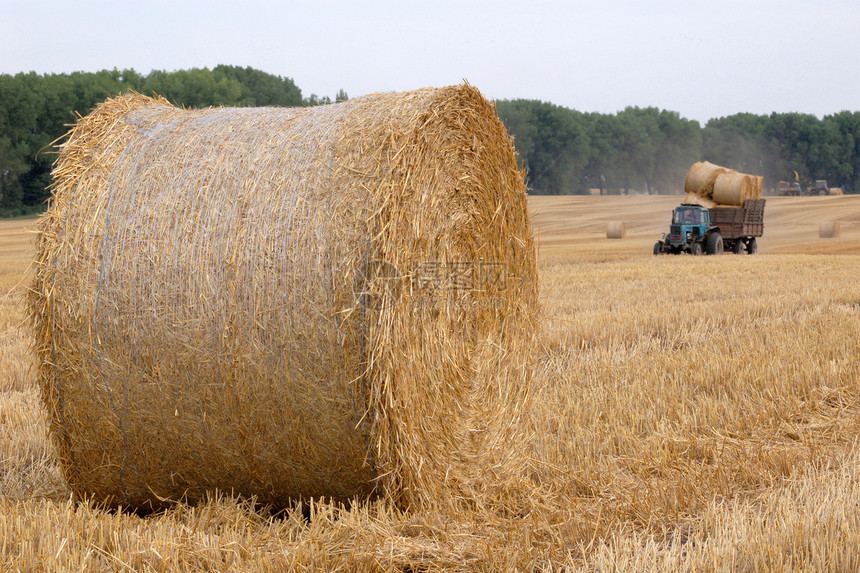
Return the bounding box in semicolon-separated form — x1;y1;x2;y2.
684;161;727;197
752;175;764;199
829;187;843;196
606;221;627;239
819;221;841;238
29;85;538;511
712;172;754;206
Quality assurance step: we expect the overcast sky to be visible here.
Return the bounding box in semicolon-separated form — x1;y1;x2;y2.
2;0;857;123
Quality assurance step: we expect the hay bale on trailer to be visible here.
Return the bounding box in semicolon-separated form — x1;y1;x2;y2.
684;161;727;198
820;221;841;238
684;162;763;206
29;85;538;511
712;172;758;206
606;221;627;239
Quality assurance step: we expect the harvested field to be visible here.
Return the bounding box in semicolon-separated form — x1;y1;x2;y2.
530;194;860;262
1;193;860;570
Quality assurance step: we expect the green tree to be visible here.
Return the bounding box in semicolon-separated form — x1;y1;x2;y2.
823;111;860;190
212;65;303;107
653;109;702;193
497;100;589;194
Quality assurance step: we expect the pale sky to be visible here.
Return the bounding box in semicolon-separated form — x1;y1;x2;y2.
2;0;857;123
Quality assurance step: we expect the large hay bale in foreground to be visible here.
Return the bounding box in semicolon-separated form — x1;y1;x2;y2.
606;221;627;239
820;221;841;238
30;86;538;511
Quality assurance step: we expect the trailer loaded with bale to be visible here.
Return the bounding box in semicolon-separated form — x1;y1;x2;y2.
655;162;766;255
29;85;538;512
654;200;765;255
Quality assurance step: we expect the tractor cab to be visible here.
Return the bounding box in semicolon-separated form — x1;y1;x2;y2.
666;205;711;246
673;205;708;226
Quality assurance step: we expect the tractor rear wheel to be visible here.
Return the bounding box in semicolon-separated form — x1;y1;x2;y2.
706;232;724;255
747;237;758;254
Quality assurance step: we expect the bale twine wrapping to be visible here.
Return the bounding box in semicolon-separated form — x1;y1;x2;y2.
684;161;727;198
29;86;538;511
606;221;627;239
820;221;841;238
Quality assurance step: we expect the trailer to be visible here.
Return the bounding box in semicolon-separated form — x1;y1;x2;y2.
708;198;765;254
654;199;765;255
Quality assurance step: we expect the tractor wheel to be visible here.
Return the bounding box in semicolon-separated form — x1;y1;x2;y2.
732;240;745;255
653;241;663;255
691;242;703;256
747;237;758;255
706;232;724;255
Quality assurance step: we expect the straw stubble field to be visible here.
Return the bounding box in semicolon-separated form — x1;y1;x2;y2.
1;195;860;570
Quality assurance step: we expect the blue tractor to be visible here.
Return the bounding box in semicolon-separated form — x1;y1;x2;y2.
654;201;765;256
654;205;720;255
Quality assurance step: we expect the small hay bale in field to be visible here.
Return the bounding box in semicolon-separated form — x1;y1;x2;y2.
588;188;601;196
684;161;727;198
820;221;841;238
830;187;844;196
606;221;627;239
712;172;755;206
29;85;538;512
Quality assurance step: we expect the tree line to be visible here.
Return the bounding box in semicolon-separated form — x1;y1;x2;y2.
2;66;858;216
496;100;860;195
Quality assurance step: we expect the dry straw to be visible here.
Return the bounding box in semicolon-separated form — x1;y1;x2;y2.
820;221;841;238
29;85;539;512
712;172;753;206
606;221;627;239
681;193;717;209
685;162;763;207
684;161;726;198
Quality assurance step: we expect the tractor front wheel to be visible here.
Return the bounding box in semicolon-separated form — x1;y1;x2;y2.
691;242;703;256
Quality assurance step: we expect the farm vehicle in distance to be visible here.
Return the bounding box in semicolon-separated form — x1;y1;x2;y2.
777;179;830;196
654;199;765;256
